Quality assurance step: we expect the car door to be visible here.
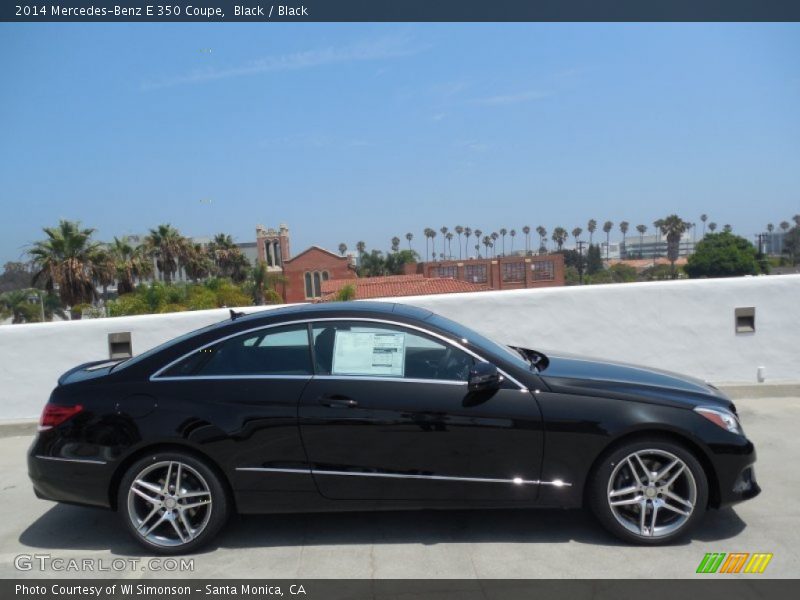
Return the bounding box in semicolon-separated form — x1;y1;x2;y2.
151;323;316;499
298;319;544;502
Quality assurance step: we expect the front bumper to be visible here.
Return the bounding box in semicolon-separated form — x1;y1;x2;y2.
711;438;760;508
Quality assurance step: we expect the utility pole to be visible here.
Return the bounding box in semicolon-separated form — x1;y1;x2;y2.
577;240;586;285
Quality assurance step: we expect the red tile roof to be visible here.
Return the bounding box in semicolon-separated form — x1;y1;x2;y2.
319;274;488;301
606;257;688;272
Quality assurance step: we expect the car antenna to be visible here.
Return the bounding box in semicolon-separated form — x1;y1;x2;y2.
229;309;245;321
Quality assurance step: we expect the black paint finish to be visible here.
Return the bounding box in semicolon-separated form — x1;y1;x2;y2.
28;301;759;520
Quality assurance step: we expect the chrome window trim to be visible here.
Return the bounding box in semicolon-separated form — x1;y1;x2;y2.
151;374;313;382
35;455;107;465
150;316;528;390
312;375;467;386
234;466;571;487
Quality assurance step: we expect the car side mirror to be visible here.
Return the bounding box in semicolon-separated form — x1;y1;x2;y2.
468;362;503;392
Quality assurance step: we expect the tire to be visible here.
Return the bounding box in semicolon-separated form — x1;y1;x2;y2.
118;451;230;554
588;438;708;544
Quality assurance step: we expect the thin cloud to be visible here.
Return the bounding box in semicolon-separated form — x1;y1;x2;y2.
142;34;425;90
460;140;490;152
474;90;551;106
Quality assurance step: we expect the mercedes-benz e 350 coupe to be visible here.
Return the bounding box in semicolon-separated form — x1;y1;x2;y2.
28;302;759;553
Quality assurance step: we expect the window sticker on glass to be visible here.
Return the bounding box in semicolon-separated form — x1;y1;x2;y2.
331;331;406;377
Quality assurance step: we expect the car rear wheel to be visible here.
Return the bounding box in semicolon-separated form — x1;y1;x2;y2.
118;451;229;554
589;439;708;544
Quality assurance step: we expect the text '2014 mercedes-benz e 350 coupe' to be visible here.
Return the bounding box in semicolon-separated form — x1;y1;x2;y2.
28;302;759;554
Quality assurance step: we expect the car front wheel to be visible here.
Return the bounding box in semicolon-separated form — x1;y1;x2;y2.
118;451;229;554
589;439;708;544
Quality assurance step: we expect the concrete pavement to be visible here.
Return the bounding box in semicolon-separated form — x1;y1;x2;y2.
1;396;797;579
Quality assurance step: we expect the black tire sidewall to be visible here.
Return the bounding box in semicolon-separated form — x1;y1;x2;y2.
118;451;229;555
589;438;709;545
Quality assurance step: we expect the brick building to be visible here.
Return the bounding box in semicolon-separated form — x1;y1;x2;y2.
320;274;488;302
282;246;355;303
412;253;565;290
253;223;563;305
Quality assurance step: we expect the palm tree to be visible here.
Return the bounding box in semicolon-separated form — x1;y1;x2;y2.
552;227;568;251
29;219;102;310
473;229;483;257
522;225;531;255
587;219;597;245
463;227;472;258
430;229;438;261
482;235;492;257
652;219;665;259
636;224;647;258
572;227;583;242
490;232;499;257
708;222;718;233
499;228;508;256
474;243;481;258
794;215;800;227
779;221;790;233
509;229;516;253
183;243;214;282
439;227;448;258
445;232;454;258
536;226;547;254
454;226;464;259
767;223;775;234
251;260;286;305
602;221;613;259
144;224;190;283
0;289;35;323
619;221;629;257
658;215;691;278
391;236;401;253
405;232;413;251
356;241;367;269
723;224;732;233
109;236;153;295
207;233;248;281
338;243;348;256
700;214;708;237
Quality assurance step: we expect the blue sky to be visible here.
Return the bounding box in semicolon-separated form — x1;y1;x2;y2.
1;23;798;263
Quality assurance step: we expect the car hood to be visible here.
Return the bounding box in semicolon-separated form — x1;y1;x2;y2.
537;352;732;410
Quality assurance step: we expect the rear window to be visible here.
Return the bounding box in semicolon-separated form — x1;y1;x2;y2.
158;324;312;377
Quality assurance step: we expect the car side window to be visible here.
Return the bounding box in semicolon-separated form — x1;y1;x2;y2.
159;324;312;377
311;321;474;382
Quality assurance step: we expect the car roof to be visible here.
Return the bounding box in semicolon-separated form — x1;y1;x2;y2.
232;301;434;326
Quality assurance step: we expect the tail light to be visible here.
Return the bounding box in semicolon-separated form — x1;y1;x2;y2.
38;403;83;432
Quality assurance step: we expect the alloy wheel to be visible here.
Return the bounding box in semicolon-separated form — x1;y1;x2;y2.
607;449;697;538
126;460;213;548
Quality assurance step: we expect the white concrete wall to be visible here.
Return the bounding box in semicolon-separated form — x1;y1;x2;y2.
0;275;798;419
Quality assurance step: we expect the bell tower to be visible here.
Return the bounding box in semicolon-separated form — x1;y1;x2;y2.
256;223;291;269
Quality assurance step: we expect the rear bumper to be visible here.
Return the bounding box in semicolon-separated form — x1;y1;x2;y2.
28;445;113;509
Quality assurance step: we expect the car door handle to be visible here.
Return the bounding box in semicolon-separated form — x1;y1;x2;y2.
318;395;358;408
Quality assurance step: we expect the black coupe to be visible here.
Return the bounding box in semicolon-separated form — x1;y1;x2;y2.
28;301;759;553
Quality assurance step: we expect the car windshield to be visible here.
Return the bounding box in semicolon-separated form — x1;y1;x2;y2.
111;320;225;372
425;314;533;371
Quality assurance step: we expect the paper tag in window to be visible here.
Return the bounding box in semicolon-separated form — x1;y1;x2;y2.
332;331;405;377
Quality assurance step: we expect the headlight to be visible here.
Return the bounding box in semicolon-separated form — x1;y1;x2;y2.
694;406;742;435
